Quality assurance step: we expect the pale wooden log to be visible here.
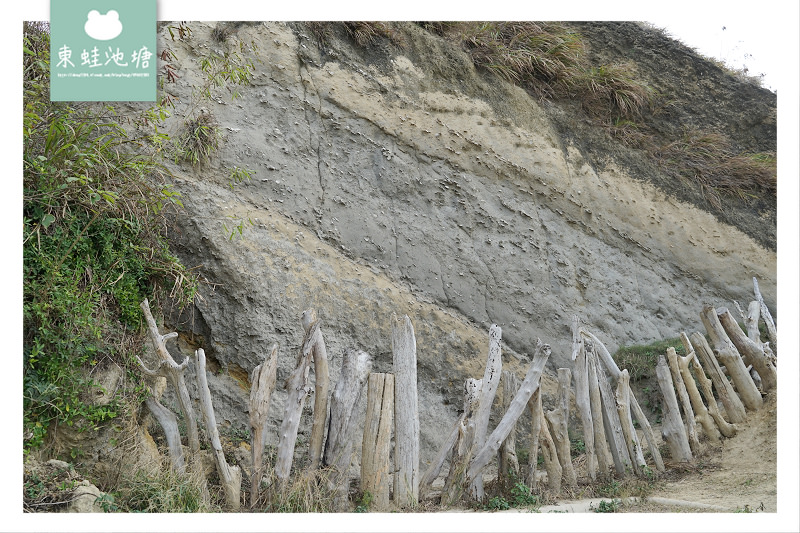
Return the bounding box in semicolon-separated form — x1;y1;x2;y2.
361;373;394;511
700;305;762;411
525;387;543;487
469;341;551;485
469;324;503;502
676;351;721;442
656;355;693;462
274;322;318;482
299;310;331;470
392;314;420;507
442;378;481;507
585;342;613;478
139;299;200;453
323;348;372;512
580;329;621;380
144;397;185;474
498;370;520;487
248;343;278;507
740;301;776;367
627;381;665;473
539;408;562;495
666;347;701;454
544;368;577;488
571;317;596;481
419;417;461;500
590;342;632;476
580;328;659;465
682;333;738;437
615;370;646;475
734;300;762;343
718;308;777;392
752;277;777;353
690;332;747;424
195;348;242;510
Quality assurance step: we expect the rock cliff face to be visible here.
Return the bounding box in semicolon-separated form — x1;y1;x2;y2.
136;21;776;465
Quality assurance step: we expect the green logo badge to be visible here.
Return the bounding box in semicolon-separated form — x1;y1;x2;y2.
50;0;156;101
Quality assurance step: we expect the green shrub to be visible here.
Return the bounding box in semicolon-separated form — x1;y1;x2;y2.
510;482;539;508
23;22;198;453
484;495;510;511
592;498;621;513
612;338;685;381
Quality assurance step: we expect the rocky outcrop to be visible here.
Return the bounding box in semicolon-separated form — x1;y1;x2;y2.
131;21;775;466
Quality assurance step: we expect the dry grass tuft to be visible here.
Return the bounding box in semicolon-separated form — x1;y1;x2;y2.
656;130;777;209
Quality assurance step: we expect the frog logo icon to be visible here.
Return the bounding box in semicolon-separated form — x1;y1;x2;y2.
84;10;123;41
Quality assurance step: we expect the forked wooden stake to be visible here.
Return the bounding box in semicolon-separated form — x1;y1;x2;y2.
392;314;420;507
196;348;242;510
249;343;278;507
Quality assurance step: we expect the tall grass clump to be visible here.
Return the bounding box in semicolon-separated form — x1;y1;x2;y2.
456;22;585;99
23;22;198;453
656;129;777;209
115;463;211;512
577;62;655;119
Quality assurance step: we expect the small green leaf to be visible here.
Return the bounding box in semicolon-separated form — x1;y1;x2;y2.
41;214;55;228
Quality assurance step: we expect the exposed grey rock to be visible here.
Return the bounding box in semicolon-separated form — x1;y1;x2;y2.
131;21;775;467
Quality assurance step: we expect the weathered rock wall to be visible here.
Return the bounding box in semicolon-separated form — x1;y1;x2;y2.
139;21;775;466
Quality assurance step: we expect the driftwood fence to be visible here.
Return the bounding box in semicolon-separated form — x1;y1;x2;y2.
135;277;776;510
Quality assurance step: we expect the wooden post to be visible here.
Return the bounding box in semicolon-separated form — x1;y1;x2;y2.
627;383;665;473
539;407;562;495
590;343;632;476
392;314;419;507
544;368;577;488
419;417;461;500
144;396;185;473
442;378;481;506
248;343;278;507
361;373;394;511
139;299;200;453
525;387;543;487
656;355;693;462
690;332;747;424
302;310;331;470
323;348;372;512
195;348;242;510
700;305;762;411
468;340;551;486
585;341;613;478
752;277;777;353
682;333;738;437
274;321;317;482
666;347;701;454
498;370;520;488
469;324;503;502
615;370;646;475
718;308;777;392
676;350;721;442
581;329;662;474
572;318;596;481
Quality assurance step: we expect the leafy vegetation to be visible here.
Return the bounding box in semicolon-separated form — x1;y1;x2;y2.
23;22;199;453
612;338;685;382
592;498;622;512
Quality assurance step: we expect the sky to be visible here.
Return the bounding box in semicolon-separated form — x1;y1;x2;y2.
5;2;800;532
649;16;781;92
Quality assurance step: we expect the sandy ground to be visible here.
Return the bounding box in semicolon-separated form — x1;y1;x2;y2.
434;391;777;515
